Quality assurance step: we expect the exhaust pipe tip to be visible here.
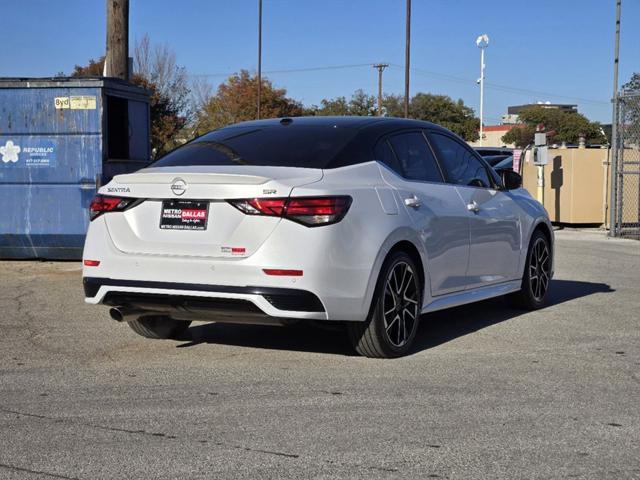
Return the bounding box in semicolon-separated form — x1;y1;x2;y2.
109;306;148;322
109;307;125;322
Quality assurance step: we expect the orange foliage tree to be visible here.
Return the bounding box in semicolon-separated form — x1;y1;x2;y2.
194;70;303;135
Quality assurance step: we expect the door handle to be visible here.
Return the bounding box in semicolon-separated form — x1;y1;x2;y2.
404;195;421;209
467;201;480;214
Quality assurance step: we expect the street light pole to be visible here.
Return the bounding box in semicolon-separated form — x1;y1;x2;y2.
257;0;262;120
404;0;411;118
476;34;489;146
479;48;485;145
373;64;389;116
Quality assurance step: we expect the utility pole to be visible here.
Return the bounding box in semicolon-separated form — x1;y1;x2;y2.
373;64;388;116
404;0;411;118
257;0;263;120
105;0;129;80
609;0;622;236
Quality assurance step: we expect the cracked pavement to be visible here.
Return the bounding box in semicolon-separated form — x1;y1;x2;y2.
0;230;638;479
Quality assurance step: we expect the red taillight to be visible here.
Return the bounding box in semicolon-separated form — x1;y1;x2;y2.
228;196;351;227
83;259;100;267
263;269;303;276
89;195;133;221
287;198;345;215
246;198;287;216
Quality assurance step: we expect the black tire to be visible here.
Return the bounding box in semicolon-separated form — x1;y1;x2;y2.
347;251;422;358
127;316;192;340
507;230;551;310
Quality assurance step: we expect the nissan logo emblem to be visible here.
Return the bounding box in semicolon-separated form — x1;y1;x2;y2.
171;179;187;196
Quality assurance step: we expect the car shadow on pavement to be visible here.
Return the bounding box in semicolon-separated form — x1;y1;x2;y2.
412;279;614;353
176;279;613;357
178;321;356;356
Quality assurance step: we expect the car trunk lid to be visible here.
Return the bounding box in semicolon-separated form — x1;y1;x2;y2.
100;165;323;258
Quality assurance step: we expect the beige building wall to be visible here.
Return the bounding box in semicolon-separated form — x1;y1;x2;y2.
521;148;611;225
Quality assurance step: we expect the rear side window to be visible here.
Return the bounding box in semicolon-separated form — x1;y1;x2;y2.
152;125;359;169
388;132;443;183
374;139;403;175
428;133;492;188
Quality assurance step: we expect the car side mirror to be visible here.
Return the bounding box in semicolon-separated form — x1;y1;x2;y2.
467;178;487;188
497;169;522;190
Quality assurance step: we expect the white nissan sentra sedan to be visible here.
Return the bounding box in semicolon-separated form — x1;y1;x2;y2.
83;117;553;358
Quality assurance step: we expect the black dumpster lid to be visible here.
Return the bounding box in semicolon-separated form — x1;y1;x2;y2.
0;76;149;96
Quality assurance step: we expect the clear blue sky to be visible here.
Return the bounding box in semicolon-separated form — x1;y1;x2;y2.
1;0;638;124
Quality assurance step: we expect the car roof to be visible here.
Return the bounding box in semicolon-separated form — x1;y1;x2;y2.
202;116;460;169
227;115;449;133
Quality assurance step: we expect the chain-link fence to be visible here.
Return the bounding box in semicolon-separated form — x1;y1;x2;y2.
611;90;640;238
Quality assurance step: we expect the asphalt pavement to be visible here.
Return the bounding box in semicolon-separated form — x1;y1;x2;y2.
0;229;638;479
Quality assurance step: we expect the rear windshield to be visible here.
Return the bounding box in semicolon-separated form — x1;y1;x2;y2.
152;125;359;169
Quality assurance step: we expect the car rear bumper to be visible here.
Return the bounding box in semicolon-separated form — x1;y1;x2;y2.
83;277;328;321
82;210;389;321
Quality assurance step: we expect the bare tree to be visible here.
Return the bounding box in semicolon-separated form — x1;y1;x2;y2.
133;34;191;120
190;76;213;112
133;33;151;79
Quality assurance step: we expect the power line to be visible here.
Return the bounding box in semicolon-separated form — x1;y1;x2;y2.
189;62;609;107
485;83;608;106
389;64;609;106
189;63;374;78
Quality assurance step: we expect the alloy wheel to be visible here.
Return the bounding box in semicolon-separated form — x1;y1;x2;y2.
382;261;419;348
529;238;550;301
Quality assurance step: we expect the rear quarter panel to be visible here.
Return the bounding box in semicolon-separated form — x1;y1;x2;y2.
289;162;430;320
510;187;555;279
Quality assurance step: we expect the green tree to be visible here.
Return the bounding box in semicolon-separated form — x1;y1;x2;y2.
622;72;640;92
499;125;534;148
311;91;479;141
308;89;377;116
312;96;350;116
348;89;377;116
382;94;404;117
194;70;303;134
409;93;479;141
620;72;640;145
502;106;606;147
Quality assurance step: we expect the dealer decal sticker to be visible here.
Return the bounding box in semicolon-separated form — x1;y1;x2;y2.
70;96;97;110
220;246;246;255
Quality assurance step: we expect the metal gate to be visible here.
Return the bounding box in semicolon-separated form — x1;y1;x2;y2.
611;90;640;238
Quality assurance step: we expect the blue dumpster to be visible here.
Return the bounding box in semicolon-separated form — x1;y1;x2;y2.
0;77;150;259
